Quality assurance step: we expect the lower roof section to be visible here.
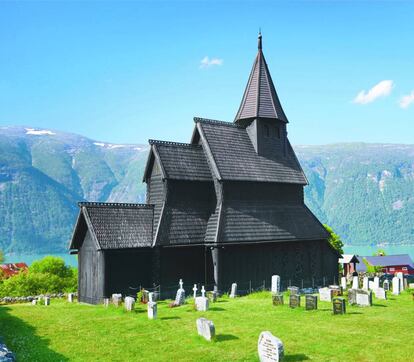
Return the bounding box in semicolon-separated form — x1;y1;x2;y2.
218;201;329;243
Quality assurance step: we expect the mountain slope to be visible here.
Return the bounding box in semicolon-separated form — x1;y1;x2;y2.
1;126;414;253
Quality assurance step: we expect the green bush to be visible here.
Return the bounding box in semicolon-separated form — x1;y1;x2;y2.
0;256;77;297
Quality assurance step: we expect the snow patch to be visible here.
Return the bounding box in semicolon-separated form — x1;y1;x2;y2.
25;128;55;136
392;200;404;210
93;142;106;147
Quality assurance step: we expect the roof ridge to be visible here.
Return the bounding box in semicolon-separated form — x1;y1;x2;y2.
79;202;154;209
194;117;244;128
148;139;201;148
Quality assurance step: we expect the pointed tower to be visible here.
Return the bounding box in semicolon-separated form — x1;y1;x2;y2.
235;33;288;157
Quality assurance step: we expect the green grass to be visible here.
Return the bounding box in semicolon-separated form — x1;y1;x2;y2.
1;291;414;361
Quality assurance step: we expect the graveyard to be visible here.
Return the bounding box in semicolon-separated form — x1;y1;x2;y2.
1;288;413;361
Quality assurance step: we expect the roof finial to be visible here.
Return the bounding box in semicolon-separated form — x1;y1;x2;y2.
258;29;262;50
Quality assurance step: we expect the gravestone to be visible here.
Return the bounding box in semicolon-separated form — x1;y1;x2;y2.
174;279;185;306
271;275;281;294
257;331;284;362
347;289;357;305
147;301;157;319
141;290;149;304
31;299;37;305
332;297;346;315
124;296;135;312
373;277;380;290
272;294;284;306
329;285;342;297
409;283;414;289
369;281;375;290
352;276;359;289
396;272;404;291
207;291;217;303
112;293;122;307
289;294;300;308
44;297;50;306
68;293;74;303
193;284;198;299
363;277;369;290
403;278;408;290
319;287;333;302
195;286;209;312
305;295;317;310
341;277;347;291
356;290;372;307
196;318;215;341
288;286;299;295
230;283;237;298
374;288;387;300
392;277;400;295
383;279;390;291
103;298;110;307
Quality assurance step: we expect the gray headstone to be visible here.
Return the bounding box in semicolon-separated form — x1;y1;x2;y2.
374;288;387;300
103;298;110;307
332;297;346;315
373;276;380;290
124;296;135;312
272;294;284;306
112;293;122;306
271;275;281;294
195;296;209;312
352;276;359;289
319;287;333;302
44;297;50;306
383;279;390;291
356;290;372;307
68;293;74;303
289;294;300;308
305;295;317;310
196;318;215;341
362;277;369;290
348;288;357;305
392;277;400;295
174;289;185;306
258;331;284;362
230;283;237;298
341;277;347;291
147;301;157;319
288;286;299;295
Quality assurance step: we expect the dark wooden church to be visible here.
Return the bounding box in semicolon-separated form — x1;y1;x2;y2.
70;34;339;304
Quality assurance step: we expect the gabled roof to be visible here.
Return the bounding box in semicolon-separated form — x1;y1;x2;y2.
194;118;307;184
339;254;359;264
69;202;154;250
143;140;212;182
235;33;288;123
357;254;414;270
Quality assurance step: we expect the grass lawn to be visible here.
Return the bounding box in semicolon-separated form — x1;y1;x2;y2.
0;290;413;361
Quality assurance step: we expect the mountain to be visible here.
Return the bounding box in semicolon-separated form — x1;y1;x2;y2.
0;126;148;253
1;126;414;254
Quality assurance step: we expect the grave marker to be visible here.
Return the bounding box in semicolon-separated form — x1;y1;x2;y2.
305;295;317;310
148;301;157;319
271;275;281;294
352;276;359;289
341;277;347;291
396;272;404;291
124;296;135;312
374;288;387;300
195;286;209;312
103;298;110;307
257;331;284;362
392;277;400;295
288;286;299;295
230;283;237;298
289;294;300;308
196;318;215;341
319;287;333;302
332;297;346;315
347;289;357;305
112;293;122;307
383;279;390;291
272;294;284;306
44;297;50;306
68;293;74;303
174;279;185;306
373;276;380;290
363;277;369;290
356;290;372;307
193;284;198;299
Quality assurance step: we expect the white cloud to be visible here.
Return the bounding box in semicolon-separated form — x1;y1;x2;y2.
200;56;223;69
353;80;394;104
399;91;414;109
25;128;55;135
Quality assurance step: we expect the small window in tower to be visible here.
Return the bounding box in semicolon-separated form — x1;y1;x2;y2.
275;126;281;139
264;124;270;137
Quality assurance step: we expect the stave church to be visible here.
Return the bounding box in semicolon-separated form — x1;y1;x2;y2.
70;34;339;304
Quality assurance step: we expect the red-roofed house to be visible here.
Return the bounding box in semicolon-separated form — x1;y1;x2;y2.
0;263;28;278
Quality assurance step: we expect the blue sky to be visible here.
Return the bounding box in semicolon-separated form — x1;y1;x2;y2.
0;1;413;145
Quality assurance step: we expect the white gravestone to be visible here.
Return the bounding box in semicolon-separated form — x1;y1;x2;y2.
383;279;390;291
373;277;380;290
356;291;372;307
112;293;122;306
341;277;347;291
103;298;110;307
363;277;369;290
31;299;37;305
271;275;281;294
392;277;400;295
195;286;209;312
174;279;185;306
124;296;135;312
44;297;50;306
258;331;284;362
196;318;215;341
68;293;74;303
319;287;333;302
148;301;157;319
368;281;374;290
230;283;237;298
352;276;359;289
396;272;404;291
193;284;198;299
374;288;387;300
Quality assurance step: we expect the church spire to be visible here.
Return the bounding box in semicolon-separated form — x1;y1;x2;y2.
234;33;288;124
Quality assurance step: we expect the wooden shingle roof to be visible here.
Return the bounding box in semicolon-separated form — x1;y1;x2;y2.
69;202;154;250
195;118;307;184
235;33;288;123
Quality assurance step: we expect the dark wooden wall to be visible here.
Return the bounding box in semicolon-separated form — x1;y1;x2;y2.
215;240;338;293
147;161;165;236
78;230;105;304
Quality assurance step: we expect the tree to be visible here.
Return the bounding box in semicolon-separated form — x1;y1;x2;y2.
373;249;387;256
0;250;4;264
323;224;344;255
